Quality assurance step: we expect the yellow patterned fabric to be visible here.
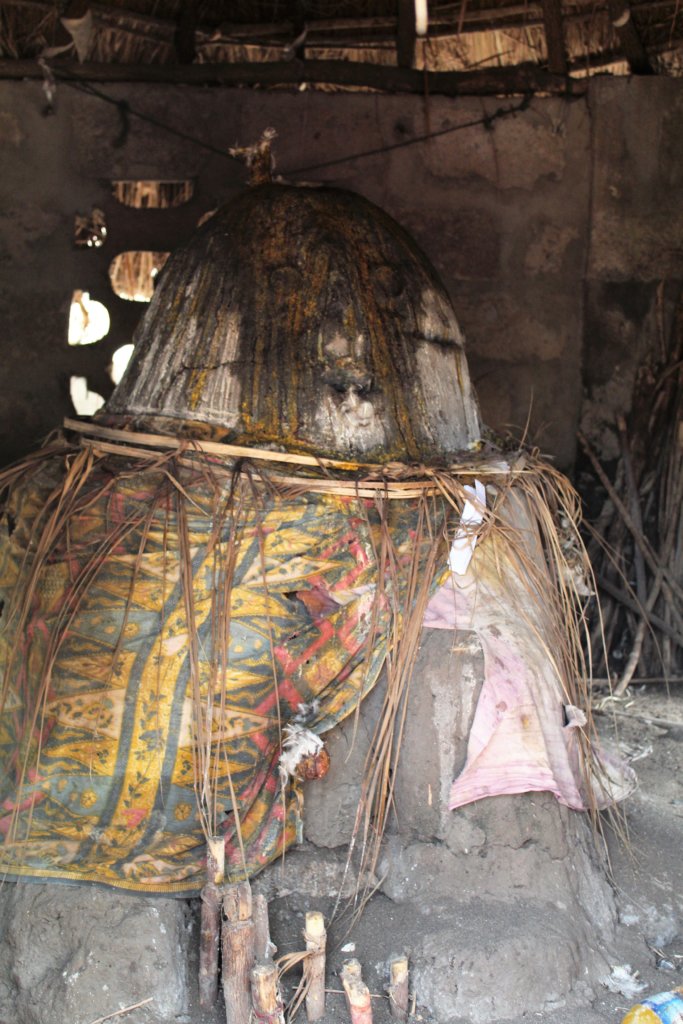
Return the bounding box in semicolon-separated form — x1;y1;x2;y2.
0;450;449;893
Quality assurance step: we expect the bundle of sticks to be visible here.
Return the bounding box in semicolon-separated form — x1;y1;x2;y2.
199;845;412;1024
580;291;683;695
200;840;288;1024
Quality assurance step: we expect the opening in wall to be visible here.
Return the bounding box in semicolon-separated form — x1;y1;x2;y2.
68;291;110;345
111;180;194;209
70;376;105;417
74;208;107;248
110;344;135;385
109;252;169;302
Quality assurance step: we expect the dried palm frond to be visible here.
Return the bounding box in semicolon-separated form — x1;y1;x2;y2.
276;948;312;1020
0;421;615;896
334;450;622;920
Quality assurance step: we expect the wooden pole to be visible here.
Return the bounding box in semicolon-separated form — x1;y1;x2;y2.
579;432;683;606
222;881;255;1024
341;960;373;1024
199;836;225;1009
396;0;416;68
199;883;222;1009
540;0;567;75
387;955;409;1022
613;414;651;695
251;960;285;1024
253;893;276;961
596;574;683;648
303;911;327;1021
173;1;197;64
0;58;589;97
608;0;654;73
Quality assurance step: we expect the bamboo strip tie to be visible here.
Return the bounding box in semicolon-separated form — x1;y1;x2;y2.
73;434;442;497
64;418;379;472
63;418;517;487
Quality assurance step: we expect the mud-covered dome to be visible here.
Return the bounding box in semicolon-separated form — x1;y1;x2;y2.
104;184;480;462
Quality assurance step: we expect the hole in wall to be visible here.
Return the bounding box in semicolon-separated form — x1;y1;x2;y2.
70;376;105;417
109;251;169;302
68;290;110;345
111;180;194;209
110;344;135;385
74;208;107;248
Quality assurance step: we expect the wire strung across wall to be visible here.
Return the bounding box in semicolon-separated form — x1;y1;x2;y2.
284;96;530;176
43;62;531;178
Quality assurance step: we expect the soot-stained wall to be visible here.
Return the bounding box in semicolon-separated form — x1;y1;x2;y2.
1;78;682;469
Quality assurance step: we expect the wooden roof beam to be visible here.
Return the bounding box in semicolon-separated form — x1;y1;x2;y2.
397;0;416;68
173;2;197;64
0;57;589;96
541;0;568;75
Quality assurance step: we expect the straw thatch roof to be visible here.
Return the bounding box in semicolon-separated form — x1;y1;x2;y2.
0;0;681;88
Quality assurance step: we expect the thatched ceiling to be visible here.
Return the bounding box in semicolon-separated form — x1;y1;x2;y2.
0;0;681;92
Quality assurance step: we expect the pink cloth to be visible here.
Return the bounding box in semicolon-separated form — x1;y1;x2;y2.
424;548;634;811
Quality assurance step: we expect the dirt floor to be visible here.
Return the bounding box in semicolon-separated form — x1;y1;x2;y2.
553;683;683;1024
1;685;679;1024
485;682;682;1024
186;684;682;1024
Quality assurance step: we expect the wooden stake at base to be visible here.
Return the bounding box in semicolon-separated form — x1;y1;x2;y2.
251;960;285;1024
341;958;362;981
199;836;226;1010
341;959;373;1024
253;893;276;960
224;879;252;922
199;883;221;1009
303;911;326;1021
387;955;409;1022
222;881;255;1024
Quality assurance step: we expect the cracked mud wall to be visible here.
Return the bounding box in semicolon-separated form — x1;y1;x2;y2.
2;80;682;469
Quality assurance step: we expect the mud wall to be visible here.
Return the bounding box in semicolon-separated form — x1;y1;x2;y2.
1;77;682;469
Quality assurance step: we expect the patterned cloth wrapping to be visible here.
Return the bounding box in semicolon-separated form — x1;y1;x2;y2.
0;453;449;893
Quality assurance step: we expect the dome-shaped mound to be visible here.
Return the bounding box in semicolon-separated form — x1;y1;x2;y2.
105;184;480;462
